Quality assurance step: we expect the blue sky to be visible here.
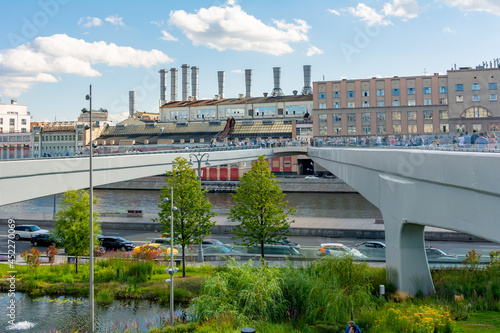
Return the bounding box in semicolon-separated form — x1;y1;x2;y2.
1;0;500;122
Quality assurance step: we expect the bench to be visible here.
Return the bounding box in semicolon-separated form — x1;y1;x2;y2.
127;210;143;217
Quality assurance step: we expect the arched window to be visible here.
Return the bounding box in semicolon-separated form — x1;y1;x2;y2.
461;106;493;118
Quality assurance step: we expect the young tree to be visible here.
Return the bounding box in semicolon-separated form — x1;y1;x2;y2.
230;155;295;258
54;189;101;273
157;157;216;277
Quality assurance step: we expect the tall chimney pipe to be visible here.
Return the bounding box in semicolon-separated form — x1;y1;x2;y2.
245;69;252;98
218;71;225;99
302;65;313;95
159;69;168;104
181;64;190;101
272;67;284;96
129;91;136;118
170;68;178;102
191;66;199;101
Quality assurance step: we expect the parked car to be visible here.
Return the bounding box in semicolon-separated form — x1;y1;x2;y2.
132;243;178;259
305;175;319;180
30;233;61;247
203;245;242;255
98;236;136;251
202;239;233;250
425;246;458;261
318;243;366;259
14;225;48;240
272;238;300;248
247;244;303;256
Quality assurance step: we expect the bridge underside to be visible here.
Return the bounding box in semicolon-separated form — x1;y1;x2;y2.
308;147;500;294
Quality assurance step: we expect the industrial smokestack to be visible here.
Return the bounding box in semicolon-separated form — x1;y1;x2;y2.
181;64;190;101
159;69;168;104
170;68;178;101
191;66;199;101
129;91;136;118
272;67;284;96
302;65;313;95
245;69;252;98
218;71;225;99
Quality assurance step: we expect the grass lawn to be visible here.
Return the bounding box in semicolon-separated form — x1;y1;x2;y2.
455;312;500;332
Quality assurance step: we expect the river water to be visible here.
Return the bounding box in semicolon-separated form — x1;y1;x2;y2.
0;189;382;219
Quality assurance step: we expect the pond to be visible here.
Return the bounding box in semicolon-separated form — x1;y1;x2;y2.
0;293;185;332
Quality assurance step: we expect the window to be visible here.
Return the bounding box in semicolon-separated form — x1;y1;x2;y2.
392;111;401;120
0;119;3;124
472;95;480;102
21;119;27;125
255;106;275;116
440;124;449;132
462;106;493;118
362;125;371;134
393;124;401;133
423;87;431;94
9;119;15;126
424;124;434;133
362;90;369;97
333;102;341;108
424;99;432;105
377;100;385;107
489;83;497;90
392;88;400;95
347;101;355;108
408;111;417;120
377;125;386;134
348;126;356;135
439;98;448;105
471;83;480;91
456;95;463;102
21;128;26;133
319;126;327;135
332;114;342;122
223;108;242;117
376;89;384;96
408;99;416;106
333;91;340;98
439;87;447;93
319;103;326;109
439;110;449;119
319;92;326;99
472;124;482;132
455;84;463;91
318;115;327;122
348;91;355;98
362;101;370;107
361;113;371;122
490;94;498;101
407;88;415;95
423;111;433;119
376;112;386;121
392;100;400;106
456;124;465;132
347;113;356;122
333;126;341;134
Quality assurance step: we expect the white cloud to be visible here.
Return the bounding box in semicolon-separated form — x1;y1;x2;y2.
383;0;422;20
168;3;310;56
306;46;324;56
328;9;340;15
108;111;129;123
438;0;500;16
105;15;126;27
150;20;165;27
78;17;103;28
346;3;393;26
443;27;455;33
160;30;178;41
231;69;244;74
0;34;172;96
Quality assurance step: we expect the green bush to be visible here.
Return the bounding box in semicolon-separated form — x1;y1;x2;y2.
95;288;114;305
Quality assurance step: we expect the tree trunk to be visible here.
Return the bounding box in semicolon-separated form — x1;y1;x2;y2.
75;256;78;274
181;244;186;277
260;240;265;259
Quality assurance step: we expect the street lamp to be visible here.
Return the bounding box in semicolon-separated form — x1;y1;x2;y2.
164;188;178;327
188;152;210;262
83;85;95;333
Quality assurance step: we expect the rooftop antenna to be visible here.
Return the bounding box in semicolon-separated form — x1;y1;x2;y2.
322;75;325;81
423;68;427;76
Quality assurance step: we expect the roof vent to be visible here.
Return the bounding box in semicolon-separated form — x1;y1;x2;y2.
262;120;274;125
176;121;188;127
209;120;221;126
242;120;254;126
283;120;293;124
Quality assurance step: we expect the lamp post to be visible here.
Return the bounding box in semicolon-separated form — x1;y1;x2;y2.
164;188;178;327
84;85;95;333
188;152;210;262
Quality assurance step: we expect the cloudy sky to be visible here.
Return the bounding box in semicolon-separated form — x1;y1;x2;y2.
1;0;500;122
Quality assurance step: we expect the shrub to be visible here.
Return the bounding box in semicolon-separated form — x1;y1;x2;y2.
96;288;114;305
21;247;42;270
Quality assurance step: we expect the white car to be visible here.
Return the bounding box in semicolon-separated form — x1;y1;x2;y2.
319;243;367;259
305;176;320;180
14;225;49;240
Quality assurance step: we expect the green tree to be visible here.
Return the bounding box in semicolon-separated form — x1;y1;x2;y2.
54;189;101;273
157;157;216;277
229;155;295;258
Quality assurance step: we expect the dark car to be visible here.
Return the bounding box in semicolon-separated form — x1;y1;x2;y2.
247;245;303;256
272;238;300;248
31;233;61;247
98;236;136;251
